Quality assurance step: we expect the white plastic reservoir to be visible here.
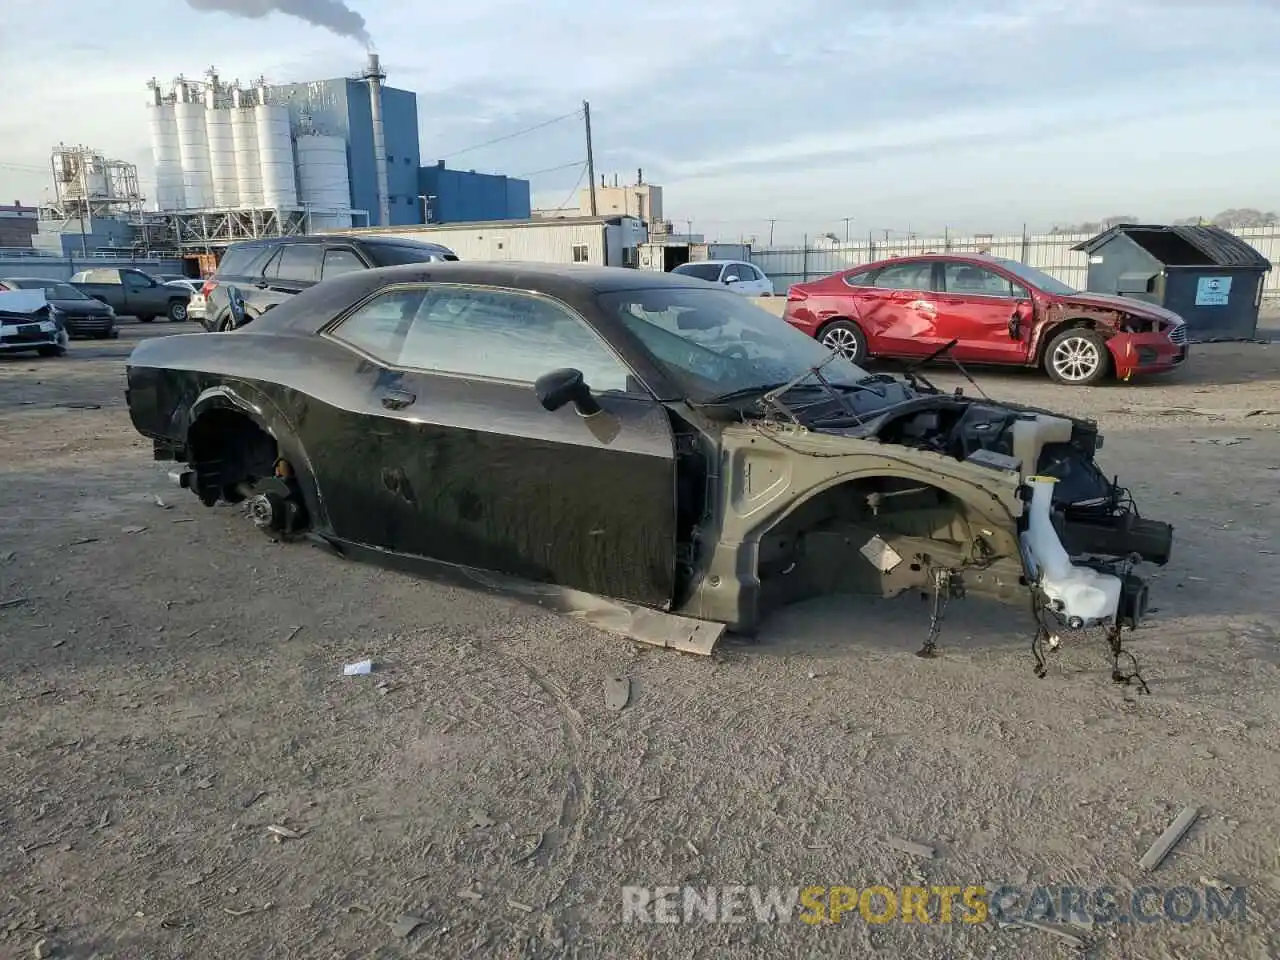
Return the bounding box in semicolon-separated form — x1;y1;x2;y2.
255;103;297;208
1019;475;1122;625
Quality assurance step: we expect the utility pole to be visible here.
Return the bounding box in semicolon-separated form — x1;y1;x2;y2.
842;217;852;243
767;218;776;245
582;100;597;217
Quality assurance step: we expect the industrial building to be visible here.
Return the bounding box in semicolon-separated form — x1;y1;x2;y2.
0;201;37;248
418;161;531;224
329;215;647;267
143;55;531;247
533;170;662;225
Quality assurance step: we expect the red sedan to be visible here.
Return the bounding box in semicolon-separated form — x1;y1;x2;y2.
782;254;1188;385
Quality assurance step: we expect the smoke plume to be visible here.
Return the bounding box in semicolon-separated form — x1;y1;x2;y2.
185;0;371;46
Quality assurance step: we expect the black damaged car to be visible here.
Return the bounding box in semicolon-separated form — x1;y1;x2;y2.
125;263;1172;681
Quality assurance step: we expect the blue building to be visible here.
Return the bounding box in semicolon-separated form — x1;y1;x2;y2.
417;160;531;224
269;77;424;227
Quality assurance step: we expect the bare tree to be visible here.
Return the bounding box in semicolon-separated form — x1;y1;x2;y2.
1209;208;1279;228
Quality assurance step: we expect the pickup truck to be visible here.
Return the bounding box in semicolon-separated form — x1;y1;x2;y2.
69;267;191;322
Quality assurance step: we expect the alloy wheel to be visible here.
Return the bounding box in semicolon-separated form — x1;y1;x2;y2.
821;327;861;360
1050;335;1101;382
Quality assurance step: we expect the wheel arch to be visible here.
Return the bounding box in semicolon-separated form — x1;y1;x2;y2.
186;385;326;527
1034;316;1103;365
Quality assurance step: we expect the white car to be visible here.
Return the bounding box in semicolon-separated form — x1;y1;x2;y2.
671;260;774;296
164;279;207;321
0;289;69;357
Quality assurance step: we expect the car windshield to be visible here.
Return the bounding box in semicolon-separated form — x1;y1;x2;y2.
596;286;872;402
991;258;1078;296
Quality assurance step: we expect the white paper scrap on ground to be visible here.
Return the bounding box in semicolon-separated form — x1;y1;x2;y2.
343;659;373;676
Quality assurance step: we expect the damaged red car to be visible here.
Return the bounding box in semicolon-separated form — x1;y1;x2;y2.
783;254;1189;385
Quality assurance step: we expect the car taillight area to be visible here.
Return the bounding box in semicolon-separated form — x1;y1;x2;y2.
785;286;808;301
200;280;217;297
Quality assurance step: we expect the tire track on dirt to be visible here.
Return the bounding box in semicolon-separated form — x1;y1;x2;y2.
496;646;595;913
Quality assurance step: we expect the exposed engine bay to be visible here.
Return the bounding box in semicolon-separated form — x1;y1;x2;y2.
713;388;1174;690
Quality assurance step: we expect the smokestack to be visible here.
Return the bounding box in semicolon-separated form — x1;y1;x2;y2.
637;167;643;184
362;52;390;227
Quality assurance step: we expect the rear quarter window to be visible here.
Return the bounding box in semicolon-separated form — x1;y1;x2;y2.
215;245;269;279
366;242;460;266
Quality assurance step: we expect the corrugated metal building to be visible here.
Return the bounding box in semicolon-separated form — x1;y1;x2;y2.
330;215;648;266
418;161;531;223
269;78;423;226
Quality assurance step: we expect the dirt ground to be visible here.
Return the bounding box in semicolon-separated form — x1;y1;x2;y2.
1;322;1278;960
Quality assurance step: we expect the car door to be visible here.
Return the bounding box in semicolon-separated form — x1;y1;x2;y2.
748;265;773;296
259;244;323;306
719;262;750;296
856;259;940;357
316;282;679;608
122;270;160;315
935;262;1033;364
320;245;368;280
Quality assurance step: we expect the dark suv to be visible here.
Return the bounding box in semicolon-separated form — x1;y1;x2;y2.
200;235;459;331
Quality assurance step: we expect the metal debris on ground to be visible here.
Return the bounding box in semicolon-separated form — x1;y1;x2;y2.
283;625;303;642
1139;805;1200;871
70;537;98;545
342;659;373;676
242;790;267;809
391;914;428;938
603;676;631;710
266;824;306;841
885;835;936;859
0;598;29;610
121;525;147;535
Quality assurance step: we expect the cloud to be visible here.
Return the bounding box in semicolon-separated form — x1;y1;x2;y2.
1;0;1277;240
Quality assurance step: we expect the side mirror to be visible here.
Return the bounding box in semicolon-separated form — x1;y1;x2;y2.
723;277;736;285
534;367;601;416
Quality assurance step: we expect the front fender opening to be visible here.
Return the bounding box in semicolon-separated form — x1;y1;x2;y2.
755;476;1026;616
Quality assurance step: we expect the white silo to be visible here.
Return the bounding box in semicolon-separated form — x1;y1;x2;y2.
230;87;262;208
205;90;239;208
147;95;185;211
255;96;297;209
173;83;213;208
296;134;352;230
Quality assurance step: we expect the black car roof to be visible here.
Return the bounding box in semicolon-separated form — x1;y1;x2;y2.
251;261;733;336
225;235;453;250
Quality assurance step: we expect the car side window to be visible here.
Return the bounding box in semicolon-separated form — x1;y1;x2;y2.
322;248;365;279
943;263;1019;297
746;265;764;281
259;249;283;280
328;288;421;360
124;272;151;290
276;245;323;283
873;262;934;291
399;287;632;390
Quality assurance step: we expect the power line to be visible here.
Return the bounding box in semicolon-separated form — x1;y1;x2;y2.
434;109;583;163
516;159;585;179
549;163;589;213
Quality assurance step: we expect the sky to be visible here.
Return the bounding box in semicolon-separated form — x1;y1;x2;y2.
1;0;1277;243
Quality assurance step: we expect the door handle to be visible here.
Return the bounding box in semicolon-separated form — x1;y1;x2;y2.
380;389;416;410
